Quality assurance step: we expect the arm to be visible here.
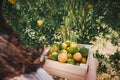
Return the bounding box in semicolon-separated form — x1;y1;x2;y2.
86;53;98;80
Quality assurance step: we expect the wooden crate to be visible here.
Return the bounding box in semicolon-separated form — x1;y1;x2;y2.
43;44;92;80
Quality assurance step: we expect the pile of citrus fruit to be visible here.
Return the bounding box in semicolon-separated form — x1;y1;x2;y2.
48;41;89;66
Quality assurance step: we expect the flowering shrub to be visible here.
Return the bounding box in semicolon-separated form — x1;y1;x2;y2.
3;0;120;48
92;38;118;57
92;36;120;80
96;51;120;80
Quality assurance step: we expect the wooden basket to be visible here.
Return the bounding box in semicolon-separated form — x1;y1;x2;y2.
43;44;92;80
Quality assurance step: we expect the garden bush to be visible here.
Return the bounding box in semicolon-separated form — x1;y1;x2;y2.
1;1;120;79
2;0;119;48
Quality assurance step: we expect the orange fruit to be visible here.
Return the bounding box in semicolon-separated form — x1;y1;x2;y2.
75;62;80;66
67;58;75;64
67;53;73;58
37;20;43;26
73;52;82;62
66;40;71;47
59;42;67;49
8;0;17;4
87;3;93;9
70;42;77;48
81;57;87;64
51;52;58;61
60;49;67;54
49;44;59;53
58;53;68;63
67;47;79;54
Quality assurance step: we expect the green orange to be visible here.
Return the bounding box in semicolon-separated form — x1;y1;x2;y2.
70;42;77;48
67;53;73;58
67;47;79;54
59;49;67;54
59;42;67;49
66;40;71;47
67;58;75;64
87;3;93;9
49;44;59;53
51;52;58;61
75;62;80;66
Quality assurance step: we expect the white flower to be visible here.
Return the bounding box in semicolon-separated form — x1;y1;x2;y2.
105;34;112;38
92;38;118;57
101;73;111;79
118;47;120;51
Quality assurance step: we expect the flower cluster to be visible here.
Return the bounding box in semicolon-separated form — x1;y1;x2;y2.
92;37;118;57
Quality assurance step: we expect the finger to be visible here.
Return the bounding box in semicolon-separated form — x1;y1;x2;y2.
93;58;98;69
88;49;98;69
42;46;51;56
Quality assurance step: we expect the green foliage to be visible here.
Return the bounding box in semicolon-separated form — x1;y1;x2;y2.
94;0;120;32
2;0;120;48
94;51;108;72
3;0;63;47
110;52;120;71
94;50;120;76
79;47;89;57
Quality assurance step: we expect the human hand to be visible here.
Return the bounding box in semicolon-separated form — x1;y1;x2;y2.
86;52;98;80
